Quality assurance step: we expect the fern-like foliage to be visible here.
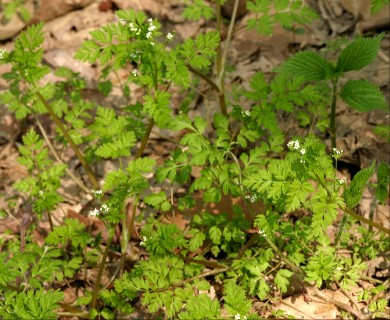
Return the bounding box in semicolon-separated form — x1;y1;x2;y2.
178;294;220;319
13;130;66;215
246;0;318;35
0;289;63;320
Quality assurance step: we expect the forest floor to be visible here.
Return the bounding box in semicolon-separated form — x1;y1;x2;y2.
0;0;389;319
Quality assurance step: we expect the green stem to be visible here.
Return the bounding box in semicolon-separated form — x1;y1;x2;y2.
185;63;220;92
35;117;91;194
90;227;114;311
35;91;100;190
334;212;348;246
329;79;338;150
314;173;390;235
135;118;154;159
342;205;390;235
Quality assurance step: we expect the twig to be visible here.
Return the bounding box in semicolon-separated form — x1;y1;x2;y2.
281;299;315;319
90;228;114;311
310;285;366;319
336;280;360;311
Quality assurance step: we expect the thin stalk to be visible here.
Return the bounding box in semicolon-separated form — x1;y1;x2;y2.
135;118;154;159
329;79;338;150
215;0;222;77
47;211;54;232
113;69;130;104
313;172;390;235
342;205;390;235
35;91;99;190
334;213;348;246
35;117;92;195
90;227;114;311
217;0;240;86
185;63;220;92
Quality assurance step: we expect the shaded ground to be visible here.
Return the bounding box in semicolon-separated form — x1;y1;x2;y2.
0;0;389;318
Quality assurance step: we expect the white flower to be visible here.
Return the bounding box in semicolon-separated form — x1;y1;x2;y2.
118;18;126;25
89;208;100;218
166;32;173;40
93;189;103;195
140;236;148;246
333;148;344;158
243;317;247;320
148;24;156;32
287;139;300;150
101;204;109;213
235;314;241;320
300;148;306;155
150;42;155;46
39;190;44;196
336;178;346;185
132;69;137;77
258;229;266;236
147;18;153;23
146;31;152;39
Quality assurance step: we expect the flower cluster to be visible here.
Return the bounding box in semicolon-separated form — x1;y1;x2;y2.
258;229;266;237
88;203;110;218
332;148;344;159
287;139;300;150
146;18;156;39
140;236;151;246
92;189;104;199
245;193;258;203
287;140;306;163
131;69;137;77
0;48;6;60
335;178;346;185
235;314;247;320
166;32;174;40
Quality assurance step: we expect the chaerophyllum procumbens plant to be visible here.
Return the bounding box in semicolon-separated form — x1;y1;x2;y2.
0;0;389;318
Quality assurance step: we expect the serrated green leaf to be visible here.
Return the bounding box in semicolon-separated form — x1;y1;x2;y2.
339;80;387;112
344;162;375;209
182;0;215;20
336;33;384;72
375;162;389;204
370;0;389;14
209;226;222;245
224;281;252;316
279;51;334;81
275;269;293;293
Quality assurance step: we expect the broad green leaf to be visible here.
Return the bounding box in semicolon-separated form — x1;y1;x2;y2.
370;0;389;14
344;162;375;209
278;51;334;81
336;33;384;72
339;80;387;112
375;162;389;204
